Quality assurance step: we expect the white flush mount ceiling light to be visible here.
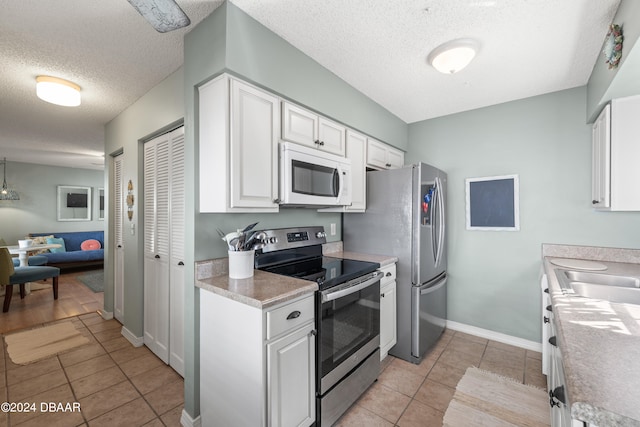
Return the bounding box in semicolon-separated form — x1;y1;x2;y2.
428;39;480;74
127;0;191;33
36;76;81;107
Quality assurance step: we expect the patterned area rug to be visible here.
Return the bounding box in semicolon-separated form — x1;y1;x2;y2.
78;270;104;293
443;367;550;427
5;321;90;364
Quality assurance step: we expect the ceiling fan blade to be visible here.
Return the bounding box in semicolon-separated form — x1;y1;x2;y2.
127;0;191;33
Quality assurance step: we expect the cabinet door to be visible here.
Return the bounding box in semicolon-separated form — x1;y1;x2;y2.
230;80;280;209
591;104;610;209
387;146;405;169
380;280;397;360
318;117;346;156
267;322;315;427
169;130;185;377
282;102;318;148
366;138;389;170
346;130;366;211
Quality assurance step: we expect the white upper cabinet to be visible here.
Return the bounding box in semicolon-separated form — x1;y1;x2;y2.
199;75;280;213
319;130;366;213
282;101;346;156
592;95;640;211
366;138;404;170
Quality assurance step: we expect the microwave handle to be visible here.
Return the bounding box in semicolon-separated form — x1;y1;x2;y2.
333;168;341;198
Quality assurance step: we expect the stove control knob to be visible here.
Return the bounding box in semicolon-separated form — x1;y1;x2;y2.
269;237;278;244
316;231;326;239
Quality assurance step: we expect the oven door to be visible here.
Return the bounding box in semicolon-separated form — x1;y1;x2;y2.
317;272;381;395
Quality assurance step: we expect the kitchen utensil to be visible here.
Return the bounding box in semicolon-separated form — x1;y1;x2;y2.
241;222;259;233
216;228;225;238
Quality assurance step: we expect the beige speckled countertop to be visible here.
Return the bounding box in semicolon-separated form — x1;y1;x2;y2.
542;244;640;427
195;243;397;309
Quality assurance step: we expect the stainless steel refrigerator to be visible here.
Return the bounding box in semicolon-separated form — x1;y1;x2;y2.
343;162;447;364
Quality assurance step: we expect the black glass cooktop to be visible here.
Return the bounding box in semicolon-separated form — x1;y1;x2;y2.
261;256;380;290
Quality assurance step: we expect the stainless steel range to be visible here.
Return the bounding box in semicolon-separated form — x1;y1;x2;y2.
255;226;382;426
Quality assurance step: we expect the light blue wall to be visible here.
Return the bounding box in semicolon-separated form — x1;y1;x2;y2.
0;161;104;243
407;86;640;342
586;0;640;121
103;68;185;338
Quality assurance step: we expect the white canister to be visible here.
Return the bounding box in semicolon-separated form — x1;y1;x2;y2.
228;249;255;279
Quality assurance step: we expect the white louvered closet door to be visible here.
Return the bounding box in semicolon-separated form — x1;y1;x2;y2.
143;126;185;373
169;128;185;377
144;132;171;364
113;154;125;322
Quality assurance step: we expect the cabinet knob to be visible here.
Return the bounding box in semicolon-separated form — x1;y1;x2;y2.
545;305;552;312
155;254;160;259
381;293;385;298
319;141;325;146
386;163;392;168
548;336;557;347
178;261;184;266
273;198;281;204
543;316;550;324
592;200;599;205
544;288;549;294
386;272;392;277
314;140;321;145
548;386;565;407
309;329;317;337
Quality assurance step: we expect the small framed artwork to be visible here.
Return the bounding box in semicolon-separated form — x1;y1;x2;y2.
466;174;520;231
57;185;92;221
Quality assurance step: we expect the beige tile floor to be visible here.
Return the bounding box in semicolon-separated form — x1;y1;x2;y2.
0;310;544;427
0;313;184;426
336;329;546;426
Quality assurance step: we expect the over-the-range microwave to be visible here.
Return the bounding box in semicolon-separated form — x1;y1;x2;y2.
279;141;352;207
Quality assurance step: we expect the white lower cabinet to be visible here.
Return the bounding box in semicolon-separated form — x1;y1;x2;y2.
379;263;397;360
200;291;315;427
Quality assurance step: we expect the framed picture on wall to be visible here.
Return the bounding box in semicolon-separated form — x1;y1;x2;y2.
57;185;92;221
465;174;520;231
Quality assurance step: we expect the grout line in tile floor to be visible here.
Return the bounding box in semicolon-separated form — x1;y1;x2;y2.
336;329;545;426
1;312;185;427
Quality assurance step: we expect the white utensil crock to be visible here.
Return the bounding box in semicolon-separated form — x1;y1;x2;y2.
228;249;255;279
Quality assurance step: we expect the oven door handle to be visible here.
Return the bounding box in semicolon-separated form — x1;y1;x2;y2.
321;272;381;303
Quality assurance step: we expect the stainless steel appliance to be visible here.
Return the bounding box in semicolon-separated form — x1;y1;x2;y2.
343;162;447;364
255;226;381;426
279;141;352;207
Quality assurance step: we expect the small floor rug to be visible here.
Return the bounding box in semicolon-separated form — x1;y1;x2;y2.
78;270;104;293
5;322;90;365
443;367;550;427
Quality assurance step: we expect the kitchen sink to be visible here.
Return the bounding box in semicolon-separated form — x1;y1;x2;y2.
555;269;640;305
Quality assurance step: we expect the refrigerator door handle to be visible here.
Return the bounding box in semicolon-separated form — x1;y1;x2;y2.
420;275;447;295
434;176;445;267
430;180;438;264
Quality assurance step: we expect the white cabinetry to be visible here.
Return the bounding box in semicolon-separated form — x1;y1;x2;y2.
282;102;346;156
367;138;404;170
592;95;640;211
199;75;280;213
143;126;185;376
379;263;397;360
319;129;367;213
200;292;315;427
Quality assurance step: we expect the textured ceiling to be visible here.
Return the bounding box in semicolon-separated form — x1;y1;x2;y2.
231;0;620;123
0;0;223;170
0;0;621;170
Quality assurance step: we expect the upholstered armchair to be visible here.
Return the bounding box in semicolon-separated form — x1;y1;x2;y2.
0;248;60;312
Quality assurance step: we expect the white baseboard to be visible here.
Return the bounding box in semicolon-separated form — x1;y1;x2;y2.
180;409;201;427
121;326;144;347
446;320;542;353
98;310;113;320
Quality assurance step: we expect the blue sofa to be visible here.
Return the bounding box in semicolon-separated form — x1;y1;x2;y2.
29;231;104;269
